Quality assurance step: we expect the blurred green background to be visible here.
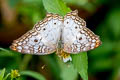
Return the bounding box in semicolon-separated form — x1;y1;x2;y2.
0;0;120;80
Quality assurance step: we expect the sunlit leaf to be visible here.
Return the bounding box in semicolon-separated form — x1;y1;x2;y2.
60;63;78;80
42;0;71;16
72;52;88;80
0;68;5;80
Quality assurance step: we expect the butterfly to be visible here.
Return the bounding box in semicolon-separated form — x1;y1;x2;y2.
10;10;101;62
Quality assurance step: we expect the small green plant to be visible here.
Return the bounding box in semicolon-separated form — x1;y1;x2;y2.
0;68;46;80
0;68;20;80
10;70;20;80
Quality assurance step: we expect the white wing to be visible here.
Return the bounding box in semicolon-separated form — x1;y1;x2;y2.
10;13;63;55
62;10;101;54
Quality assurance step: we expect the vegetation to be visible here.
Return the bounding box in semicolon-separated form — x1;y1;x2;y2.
0;0;120;80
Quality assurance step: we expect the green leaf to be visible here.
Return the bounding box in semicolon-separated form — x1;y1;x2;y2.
0;48;12;56
60;63;78;80
72;52;88;80
0;48;20;57
0;68;6;80
42;0;71;16
56;57;78;80
20;70;46;80
3;73;10;80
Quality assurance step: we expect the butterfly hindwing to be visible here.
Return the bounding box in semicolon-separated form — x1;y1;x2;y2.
10;13;63;55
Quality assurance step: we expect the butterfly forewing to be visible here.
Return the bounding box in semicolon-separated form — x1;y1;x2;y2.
10;13;63;55
62;10;101;54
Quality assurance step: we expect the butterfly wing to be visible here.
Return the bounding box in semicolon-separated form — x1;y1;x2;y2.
10;13;63;55
62;10;101;54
